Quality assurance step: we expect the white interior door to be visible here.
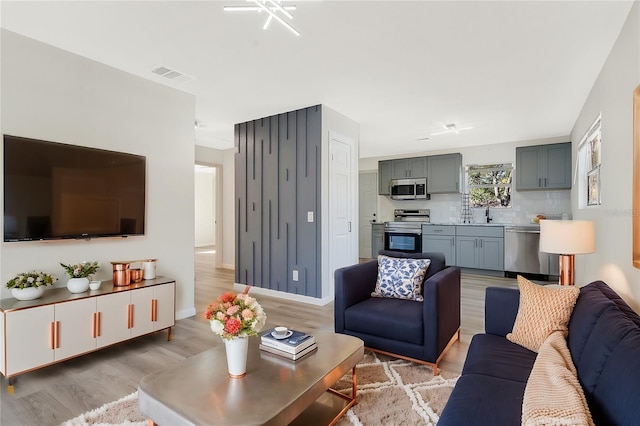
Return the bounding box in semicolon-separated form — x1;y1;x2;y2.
358;171;378;258
330;135;354;297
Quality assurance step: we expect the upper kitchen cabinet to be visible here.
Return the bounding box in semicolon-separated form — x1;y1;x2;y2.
516;143;571;190
391;157;428;179
378;160;392;195
427;153;462;194
378;157;427;195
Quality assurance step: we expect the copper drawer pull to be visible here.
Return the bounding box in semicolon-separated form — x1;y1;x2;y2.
97;312;101;337
49;322;55;349
152;299;158;322
128;304;134;329
55;321;60;348
92;313;97;338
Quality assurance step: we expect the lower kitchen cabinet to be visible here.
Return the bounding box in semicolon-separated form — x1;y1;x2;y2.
0;278;175;384
371;223;385;258
455;226;504;271
422;225;456;266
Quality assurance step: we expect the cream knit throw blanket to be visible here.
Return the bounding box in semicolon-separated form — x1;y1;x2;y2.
522;330;594;426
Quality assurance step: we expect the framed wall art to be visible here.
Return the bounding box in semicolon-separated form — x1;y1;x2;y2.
578;115;602;208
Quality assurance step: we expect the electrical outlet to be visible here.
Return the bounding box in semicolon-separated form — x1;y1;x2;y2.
307;211;314;222
292;270;299;281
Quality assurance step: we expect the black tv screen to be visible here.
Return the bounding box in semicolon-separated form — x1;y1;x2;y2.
3;135;146;242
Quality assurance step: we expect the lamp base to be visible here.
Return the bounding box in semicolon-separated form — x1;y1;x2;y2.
558;254;575;286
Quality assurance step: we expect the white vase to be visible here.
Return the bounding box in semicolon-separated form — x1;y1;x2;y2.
67;277;90;293
224;337;249;378
11;286;45;301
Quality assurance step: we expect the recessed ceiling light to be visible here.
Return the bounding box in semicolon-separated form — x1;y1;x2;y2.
430;123;473;136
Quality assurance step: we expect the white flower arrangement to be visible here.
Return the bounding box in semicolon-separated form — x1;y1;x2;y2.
6;271;57;289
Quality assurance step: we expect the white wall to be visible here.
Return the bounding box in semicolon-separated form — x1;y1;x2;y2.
0;30;196;319
194;168;215;247
321;105;360;300
195;144;235;269
571;2;640;311
359;135;572;225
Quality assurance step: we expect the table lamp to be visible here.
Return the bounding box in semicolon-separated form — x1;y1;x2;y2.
540;220;595;285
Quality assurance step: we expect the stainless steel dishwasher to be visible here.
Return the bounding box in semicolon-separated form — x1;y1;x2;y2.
504;225;559;277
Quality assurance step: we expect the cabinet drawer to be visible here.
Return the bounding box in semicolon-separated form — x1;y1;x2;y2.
455;226;504;238
422;225;455;236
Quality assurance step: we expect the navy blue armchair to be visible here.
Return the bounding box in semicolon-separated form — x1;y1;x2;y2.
334;250;461;375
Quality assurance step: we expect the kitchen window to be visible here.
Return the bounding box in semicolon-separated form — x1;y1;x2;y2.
467;163;513;208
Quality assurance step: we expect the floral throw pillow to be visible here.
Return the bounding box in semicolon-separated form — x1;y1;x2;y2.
372;255;431;301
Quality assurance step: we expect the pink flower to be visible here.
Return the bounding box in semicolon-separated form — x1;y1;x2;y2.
225;317;241;334
216;312;226;321
227;305;240;316
219;292;236;303
241;308;254;320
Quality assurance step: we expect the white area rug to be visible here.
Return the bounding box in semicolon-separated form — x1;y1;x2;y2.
61;351;459;426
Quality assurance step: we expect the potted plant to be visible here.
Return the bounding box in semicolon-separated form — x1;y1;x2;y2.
60;261;100;294
6;271;57;301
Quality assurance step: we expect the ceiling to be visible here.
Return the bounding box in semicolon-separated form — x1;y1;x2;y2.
1;1;634;158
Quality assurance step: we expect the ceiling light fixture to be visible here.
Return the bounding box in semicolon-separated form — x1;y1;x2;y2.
224;1;300;36
430;123;473;136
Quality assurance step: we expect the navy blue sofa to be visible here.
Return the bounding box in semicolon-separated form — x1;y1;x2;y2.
439;280;640;425
334;251;461;375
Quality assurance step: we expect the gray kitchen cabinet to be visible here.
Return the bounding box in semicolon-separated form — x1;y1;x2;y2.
391;157;427;179
422;225;456;266
378;160;392;195
516;143;571;190
371;223;385;258
427;153;462;193
455;226;504;271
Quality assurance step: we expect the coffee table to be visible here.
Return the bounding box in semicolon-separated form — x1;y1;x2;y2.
138;331;364;426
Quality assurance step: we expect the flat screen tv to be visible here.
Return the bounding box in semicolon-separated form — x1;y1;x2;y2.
3;135;146;242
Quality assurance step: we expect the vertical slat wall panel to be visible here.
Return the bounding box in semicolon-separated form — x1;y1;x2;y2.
234;123;246;283
235;105;321;297
269;115;286;292
307;106;322;297
282;112;298;293
260;117;276;291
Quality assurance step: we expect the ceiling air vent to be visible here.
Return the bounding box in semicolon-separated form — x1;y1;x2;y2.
151;65;193;83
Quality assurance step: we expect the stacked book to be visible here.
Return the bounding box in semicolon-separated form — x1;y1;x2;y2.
259;328;317;361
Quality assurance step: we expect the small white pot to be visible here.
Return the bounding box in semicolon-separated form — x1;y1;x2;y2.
11;286;45;301
224;337;249;378
67;277;90;293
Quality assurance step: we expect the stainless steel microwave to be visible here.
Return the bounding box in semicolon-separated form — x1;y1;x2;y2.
390;178;428;200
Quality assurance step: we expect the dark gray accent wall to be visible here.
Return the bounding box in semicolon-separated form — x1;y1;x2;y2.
235;105;322;297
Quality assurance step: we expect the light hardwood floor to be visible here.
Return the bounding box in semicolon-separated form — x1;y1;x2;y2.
0;248;518;425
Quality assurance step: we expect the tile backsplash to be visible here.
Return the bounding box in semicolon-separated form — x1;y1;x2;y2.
378;190;571;224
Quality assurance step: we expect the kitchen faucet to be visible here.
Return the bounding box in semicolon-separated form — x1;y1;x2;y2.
485;206;492;223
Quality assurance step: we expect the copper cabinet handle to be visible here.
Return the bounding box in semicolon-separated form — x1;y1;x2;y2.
92;313;97;338
128;304;134;329
49;322;55;349
92;312;102;337
97;312;101;337
55;321;60;348
152;299;158;322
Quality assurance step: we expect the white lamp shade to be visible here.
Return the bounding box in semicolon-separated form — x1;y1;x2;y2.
540;220;596;255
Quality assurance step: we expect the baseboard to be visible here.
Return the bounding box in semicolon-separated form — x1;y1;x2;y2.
176;307;196;320
233;284;333;306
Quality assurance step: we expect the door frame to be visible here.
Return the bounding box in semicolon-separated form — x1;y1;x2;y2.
327;131;358;300
195;161;223;267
